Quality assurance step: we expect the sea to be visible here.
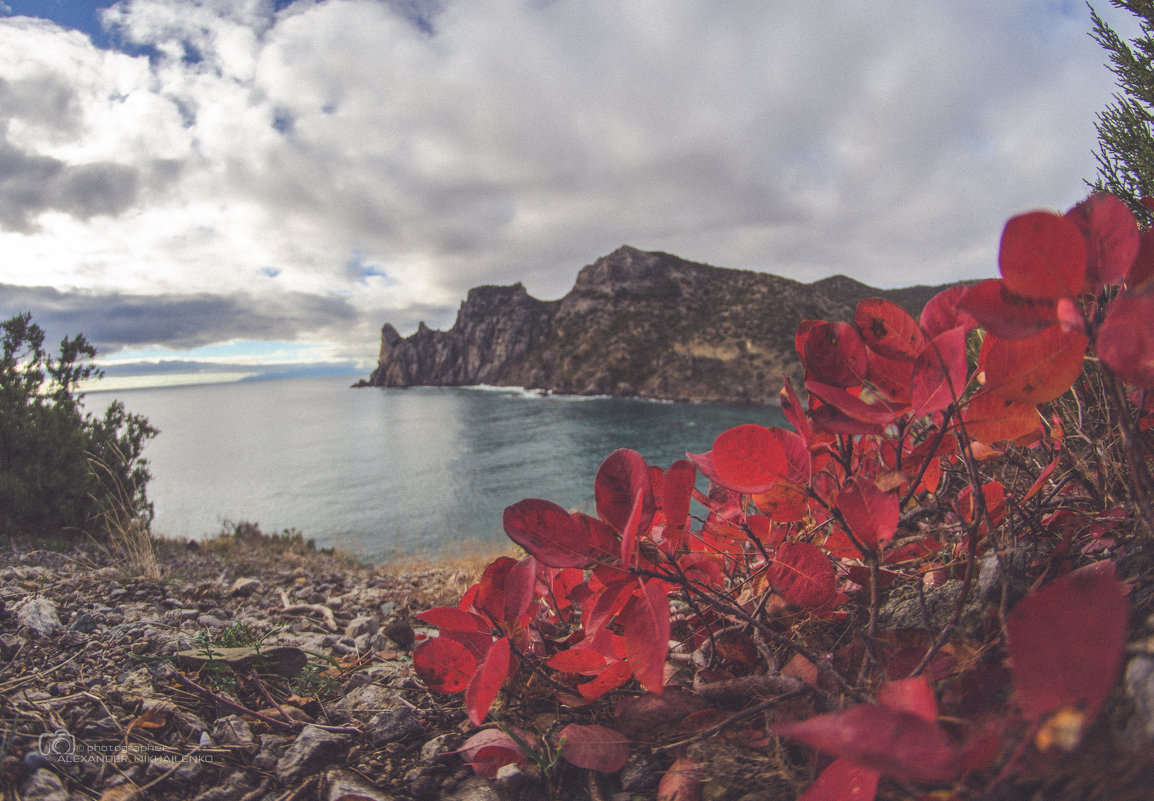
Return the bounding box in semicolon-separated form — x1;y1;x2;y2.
91;377;785;563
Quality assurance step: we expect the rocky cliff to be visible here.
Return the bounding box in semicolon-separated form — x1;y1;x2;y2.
359;246;951;404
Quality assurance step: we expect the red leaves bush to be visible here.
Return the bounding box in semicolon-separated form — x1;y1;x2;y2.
412;192;1151;798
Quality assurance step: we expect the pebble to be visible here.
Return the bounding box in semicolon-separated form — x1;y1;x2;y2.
324;767;397;801
336;682;400;713
346;614;378;639
276;725;350;784
442;775;502;801
253;734;291;771
1125;654;1154;746
20;769;69;801
368;707;424;746
229;577;263;597
420;733;459;762
15;597;61;637
212;714;257;751
67;612;98;633
0;633;21;659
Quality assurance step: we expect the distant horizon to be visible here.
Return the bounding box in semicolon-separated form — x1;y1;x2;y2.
84;361;362;393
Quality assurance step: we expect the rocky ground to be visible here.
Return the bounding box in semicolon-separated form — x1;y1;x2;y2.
5;530;1154;801
0;533;512;801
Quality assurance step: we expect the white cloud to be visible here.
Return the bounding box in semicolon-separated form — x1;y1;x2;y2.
0;0;1142;365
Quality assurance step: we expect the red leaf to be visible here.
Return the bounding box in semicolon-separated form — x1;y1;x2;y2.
780;375;817;443
962;390;1040;444
911;326;968;416
473;557;517;625
864;349;914;404
958;279;1058;339
1129;226;1154;290
413;637;477;693
620;485;647;567
502;556;537;627
767;541;836;608
980;327;1088;404
557;723;631;773
999;210;1086;299
458;729;529;778
615;690;706;737
776;704;959;782
466;637;511;726
620;580;671;694
572;513;621;562
546;648;607;675
798;758;879;801
876;677;937;723
1007;561;1129;724
503;499;595;568
920;285;979;339
577;659;633;700
595;449;656;537
1065;193;1139;291
417;606;489;632
711;424;789;494
1098;290;1154;386
657;757;704;801
806;381;903;425
809;404;886;436
663;459;697;533
855;297;926;360
802;321;870;387
836;477;899;551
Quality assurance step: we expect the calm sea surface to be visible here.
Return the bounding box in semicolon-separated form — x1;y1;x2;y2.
95;378;784;563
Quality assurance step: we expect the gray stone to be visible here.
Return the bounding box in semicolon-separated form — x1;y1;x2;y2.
229;577;263;597
67;612;98;633
197;613;227;628
190;771;256;801
253;734;291;771
324;767;396;801
15;597;61;637
368;707;424;746
212;714;257;751
0;633;21;659
146;755;206;783
878;580;983;631
441;776;501;801
620;752;663;793
20;769;69;801
421;733;458;763
336;682;399;713
1125;654;1154;746
345;614;378;639
276;725;350;785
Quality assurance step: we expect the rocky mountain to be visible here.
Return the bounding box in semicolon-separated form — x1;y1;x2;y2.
358;246;954;404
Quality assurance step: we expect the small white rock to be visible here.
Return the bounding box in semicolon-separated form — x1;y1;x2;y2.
15;597;61;637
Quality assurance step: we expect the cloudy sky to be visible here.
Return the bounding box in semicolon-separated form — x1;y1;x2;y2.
0;0;1141;385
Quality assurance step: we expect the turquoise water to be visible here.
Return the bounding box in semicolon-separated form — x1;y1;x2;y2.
97;378;784;562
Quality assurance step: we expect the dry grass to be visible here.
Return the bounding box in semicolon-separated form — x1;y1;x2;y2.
85;449;161;580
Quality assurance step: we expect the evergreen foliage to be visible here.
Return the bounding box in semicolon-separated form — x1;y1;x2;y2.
0;312;157;541
1090;1;1154;224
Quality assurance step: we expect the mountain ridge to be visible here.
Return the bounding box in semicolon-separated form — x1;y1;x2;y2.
358;246;955;403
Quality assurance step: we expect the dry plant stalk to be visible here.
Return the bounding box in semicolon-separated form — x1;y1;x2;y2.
86;448;161;580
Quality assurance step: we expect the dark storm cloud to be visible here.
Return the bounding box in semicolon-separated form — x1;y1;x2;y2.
0;76;140;231
0;283;361;353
